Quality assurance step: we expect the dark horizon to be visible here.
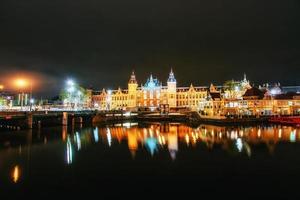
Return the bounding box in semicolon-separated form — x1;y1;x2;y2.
1;0;299;98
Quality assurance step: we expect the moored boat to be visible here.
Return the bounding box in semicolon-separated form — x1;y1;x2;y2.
269;116;300;125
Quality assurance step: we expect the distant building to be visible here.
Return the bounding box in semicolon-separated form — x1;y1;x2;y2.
0;91;15;108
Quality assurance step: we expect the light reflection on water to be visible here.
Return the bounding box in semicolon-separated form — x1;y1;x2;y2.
0;122;300;186
11;165;20;183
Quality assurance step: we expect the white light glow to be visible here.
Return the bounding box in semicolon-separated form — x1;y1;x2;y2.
67;79;75;86
123;112;131;117
107;128;112;147
236;138;243;152
75;132;81;150
94;127;99;143
66;137;73;165
123;122;131;128
67;86;75;93
290;130;296;143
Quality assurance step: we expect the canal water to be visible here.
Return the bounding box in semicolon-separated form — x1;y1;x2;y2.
1;122;300;198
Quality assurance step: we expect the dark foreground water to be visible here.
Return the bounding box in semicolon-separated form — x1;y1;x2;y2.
1;122;300;198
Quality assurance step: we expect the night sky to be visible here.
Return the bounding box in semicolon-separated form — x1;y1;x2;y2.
0;0;300;97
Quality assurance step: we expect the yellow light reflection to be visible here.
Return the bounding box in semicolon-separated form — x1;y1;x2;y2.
278;129;282;138
93;124;300;157
185;134;190;145
128;131;138;158
258;129;261;138
11;165;21;183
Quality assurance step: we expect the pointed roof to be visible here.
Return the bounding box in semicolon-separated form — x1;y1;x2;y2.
167;68;176;83
100;88;106;95
128;71;137;84
144;74;161;89
149;74;153;81
209;83;218;93
117;87;122;94
189;83;195;92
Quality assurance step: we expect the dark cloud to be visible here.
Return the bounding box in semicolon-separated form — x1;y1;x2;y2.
0;0;300;97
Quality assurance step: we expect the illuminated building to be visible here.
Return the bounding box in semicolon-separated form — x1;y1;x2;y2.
92;70;300;116
219;86;300;116
199;84;223;116
139;74;163;109
92;69;208;111
223;74;251;99
0;91;14;108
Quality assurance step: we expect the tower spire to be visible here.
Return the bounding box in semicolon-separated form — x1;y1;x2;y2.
168;68;176;83
129;70;137;84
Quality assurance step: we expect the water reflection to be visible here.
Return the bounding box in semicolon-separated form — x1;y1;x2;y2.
290;130;296;142
11;165;20;183
2;123;300;161
95;123;300;159
1;122;300;185
128;130;138;157
145;137;158;156
106;128;112;147
75;132;81;150
66;136;73;165
93;127;99;143
236;138;243;152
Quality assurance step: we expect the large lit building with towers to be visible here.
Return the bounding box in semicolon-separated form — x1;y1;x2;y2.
92;69;209;111
92;70;300;116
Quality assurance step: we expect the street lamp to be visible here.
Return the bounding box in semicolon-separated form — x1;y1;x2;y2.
30;98;35;111
67;79;74;87
15;79;28;88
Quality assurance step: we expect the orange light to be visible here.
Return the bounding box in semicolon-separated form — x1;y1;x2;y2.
11;165;21;183
0;85;4;90
15;79;28;88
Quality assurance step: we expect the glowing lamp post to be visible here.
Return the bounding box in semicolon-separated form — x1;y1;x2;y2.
30;98;35;111
15;79;27;88
67;79;74;87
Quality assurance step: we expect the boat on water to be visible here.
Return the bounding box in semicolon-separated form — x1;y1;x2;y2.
269;116;300;125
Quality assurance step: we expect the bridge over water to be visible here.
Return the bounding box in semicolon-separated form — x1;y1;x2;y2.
0;110;137;130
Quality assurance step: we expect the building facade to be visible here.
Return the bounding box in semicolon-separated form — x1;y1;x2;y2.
92;69;208;111
92;70;300;116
